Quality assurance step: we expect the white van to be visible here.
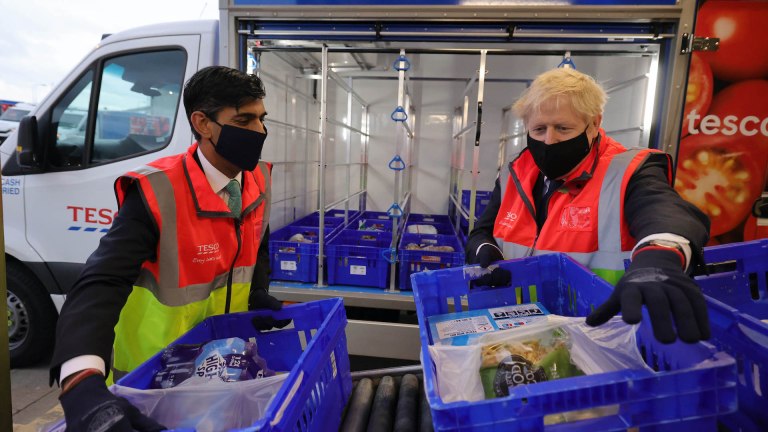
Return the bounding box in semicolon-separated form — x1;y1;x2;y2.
2;1;702;366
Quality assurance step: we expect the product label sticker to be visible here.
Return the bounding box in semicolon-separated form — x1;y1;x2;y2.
435;315;495;339
350;265;367;275
489;304;547;328
280;260;297;271
429;302;551;345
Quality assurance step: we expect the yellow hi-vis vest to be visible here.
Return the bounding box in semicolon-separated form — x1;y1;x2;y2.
110;144;271;382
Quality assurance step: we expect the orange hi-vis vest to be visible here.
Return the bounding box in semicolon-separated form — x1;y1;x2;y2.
109;143;271;382
494;130;671;285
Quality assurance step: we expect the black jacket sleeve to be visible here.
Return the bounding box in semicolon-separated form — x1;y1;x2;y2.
465;153;710;267
49;184;158;385
250;225;271;294
466;177;503;264
624;153;711;267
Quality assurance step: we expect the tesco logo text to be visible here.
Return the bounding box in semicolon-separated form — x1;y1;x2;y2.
67;206;116;225
686;110;768;136
196;243;220;255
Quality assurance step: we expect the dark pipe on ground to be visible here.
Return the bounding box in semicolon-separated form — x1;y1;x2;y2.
394;374;419;432
367;375;398;432
340;378;375;432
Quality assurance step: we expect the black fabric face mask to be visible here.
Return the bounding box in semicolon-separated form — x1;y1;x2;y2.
526;127;592;179
211;120;266;172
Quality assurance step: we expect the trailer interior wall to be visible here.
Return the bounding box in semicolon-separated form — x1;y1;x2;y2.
256;43;657;229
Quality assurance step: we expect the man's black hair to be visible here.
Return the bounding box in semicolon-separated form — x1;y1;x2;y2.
183;66;266;140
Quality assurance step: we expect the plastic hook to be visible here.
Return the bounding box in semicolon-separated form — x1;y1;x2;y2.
393;55;411;71
388;155;406;171
557;57;576;70
387;203;403;219
381;247;397;264
391;106;408;122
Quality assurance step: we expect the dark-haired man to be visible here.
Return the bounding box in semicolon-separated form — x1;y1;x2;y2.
50;66;282;431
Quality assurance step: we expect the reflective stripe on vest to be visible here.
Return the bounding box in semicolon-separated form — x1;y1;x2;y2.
496;148;648;285
110;154;271;382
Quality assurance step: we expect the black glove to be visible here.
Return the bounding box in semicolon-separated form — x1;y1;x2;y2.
586;249;710;344
60;374;165;432
475;242;504;268
472;243;512;288
250;288;292;330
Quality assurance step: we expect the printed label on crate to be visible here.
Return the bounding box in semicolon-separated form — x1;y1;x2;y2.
280;261;297;271
421;255;441;263
350;265;367;275
428;302;550;346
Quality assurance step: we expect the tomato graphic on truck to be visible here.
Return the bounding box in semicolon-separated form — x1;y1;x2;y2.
676;0;768;243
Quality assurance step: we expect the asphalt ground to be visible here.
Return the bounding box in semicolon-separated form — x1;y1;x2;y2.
10;353;63;432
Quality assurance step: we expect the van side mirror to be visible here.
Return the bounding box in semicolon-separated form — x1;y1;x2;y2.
753;196;768;219
16;115;40;168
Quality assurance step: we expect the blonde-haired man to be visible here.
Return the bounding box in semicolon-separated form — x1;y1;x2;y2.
467;67;711;344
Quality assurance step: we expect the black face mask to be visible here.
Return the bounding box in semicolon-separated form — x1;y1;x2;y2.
526;127;592;179
211;120;267;172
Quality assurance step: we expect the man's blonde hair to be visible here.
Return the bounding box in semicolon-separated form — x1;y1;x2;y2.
513;68;607;124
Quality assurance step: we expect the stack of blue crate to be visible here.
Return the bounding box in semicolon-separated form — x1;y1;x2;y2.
399;213;464;290
269;212;348;283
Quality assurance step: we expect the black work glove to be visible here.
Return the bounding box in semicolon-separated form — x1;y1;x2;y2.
250;288;292;330
586;249;710;344
472;243;512;288
60;374;165;432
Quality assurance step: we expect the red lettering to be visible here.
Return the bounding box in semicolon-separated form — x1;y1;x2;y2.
84;208;98;224
67;206;84;222
98;208;114;225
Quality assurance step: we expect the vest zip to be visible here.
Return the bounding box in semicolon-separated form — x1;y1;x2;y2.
526;183;561;257
527;136;598;257
225;218;243;314
525;201;543;257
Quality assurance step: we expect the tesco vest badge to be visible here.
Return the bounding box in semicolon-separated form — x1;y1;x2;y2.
559;206;592;231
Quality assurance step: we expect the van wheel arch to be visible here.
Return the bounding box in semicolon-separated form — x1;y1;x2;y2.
6;259;58;366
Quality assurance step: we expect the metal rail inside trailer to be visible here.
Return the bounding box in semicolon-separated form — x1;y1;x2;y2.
220;0;699;363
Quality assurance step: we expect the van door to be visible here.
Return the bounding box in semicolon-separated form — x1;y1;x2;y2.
22;35;199;291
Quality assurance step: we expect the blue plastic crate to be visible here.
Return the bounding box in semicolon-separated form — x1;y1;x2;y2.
355;218;393;232
698;239;768;317
269;225;332;283
407;213;451;224
461;190;492;215
398;233;464;291
325;209;359;220
356;211;405;232
411;253;737;432
357;210;392;220
695;239;768;431
326;229;392;288
112;298;351;431
405;213;455;236
292;213;345;229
